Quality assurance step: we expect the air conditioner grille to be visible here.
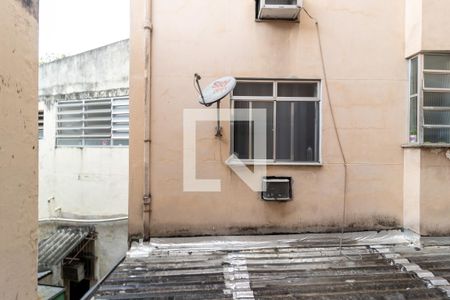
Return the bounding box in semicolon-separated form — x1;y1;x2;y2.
262;176;292;201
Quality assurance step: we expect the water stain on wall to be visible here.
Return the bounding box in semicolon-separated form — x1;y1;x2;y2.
18;0;38;20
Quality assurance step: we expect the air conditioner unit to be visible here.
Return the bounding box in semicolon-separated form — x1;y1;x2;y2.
262;177;292;201
257;0;303;21
63;263;85;282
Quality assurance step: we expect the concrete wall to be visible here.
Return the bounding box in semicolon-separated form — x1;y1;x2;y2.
38;41;130;279
39;40;130;220
0;0;38;298
130;0;407;238
39;39;129;98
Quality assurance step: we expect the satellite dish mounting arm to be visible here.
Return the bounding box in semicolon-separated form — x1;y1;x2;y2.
194;73;222;137
194;73;208;107
194;74;236;137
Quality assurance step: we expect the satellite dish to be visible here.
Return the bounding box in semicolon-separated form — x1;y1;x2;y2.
194;74;236;137
195;74;236;107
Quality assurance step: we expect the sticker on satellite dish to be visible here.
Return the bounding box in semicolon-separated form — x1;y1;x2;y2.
199;76;236;106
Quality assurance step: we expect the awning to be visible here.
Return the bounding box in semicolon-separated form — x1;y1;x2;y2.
38;226;92;272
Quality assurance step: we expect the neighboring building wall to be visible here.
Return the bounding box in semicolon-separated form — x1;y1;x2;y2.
38;40;130;278
39;40;129;220
130;0;407;238
0;0;38;298
403;0;450;236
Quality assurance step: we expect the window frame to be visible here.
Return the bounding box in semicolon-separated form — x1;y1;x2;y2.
408;53;450;146
56;96;129;148
230;78;322;166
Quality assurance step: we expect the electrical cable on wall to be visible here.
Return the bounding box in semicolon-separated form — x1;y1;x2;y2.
302;8;350;255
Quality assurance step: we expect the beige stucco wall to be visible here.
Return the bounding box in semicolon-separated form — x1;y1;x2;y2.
420;149;450;235
0;0;38;298
404;0;450;57
402;0;450;235
421;0;450;52
129;0;408;238
403;148;421;234
404;0;422;57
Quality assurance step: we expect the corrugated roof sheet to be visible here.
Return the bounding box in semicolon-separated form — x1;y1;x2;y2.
38;226;91;272
89;232;450;300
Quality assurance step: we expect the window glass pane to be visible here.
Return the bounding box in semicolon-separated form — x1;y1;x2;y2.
424;110;450;125
58;121;82;128
112;131;129;138
85;112;110;118
58;114;83;121
84;128;110;136
424;128;450;143
252;102;273;159
233;101;250;159
113;139;129;146
57;106;82;112
56;138;82;146
277;82;317;98
424;74;450;89
409;97;418;138
410;58;418;95
423;92;450;107
84;120;110;127
293;102;318;162
57;129;82;136
233;82;273;97
84;138;111;146
276;101;292;160
424;54;450;70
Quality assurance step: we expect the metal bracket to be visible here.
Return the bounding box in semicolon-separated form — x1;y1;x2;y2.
143;194;151;213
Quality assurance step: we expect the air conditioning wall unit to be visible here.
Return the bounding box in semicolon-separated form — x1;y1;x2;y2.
261;176;292;201
63;263;85;282
257;0;303;21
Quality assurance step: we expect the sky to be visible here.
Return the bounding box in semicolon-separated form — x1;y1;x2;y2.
39;0;129;60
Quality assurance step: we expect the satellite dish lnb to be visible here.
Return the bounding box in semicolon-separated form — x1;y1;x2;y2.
194;74;236;137
194;74;236;107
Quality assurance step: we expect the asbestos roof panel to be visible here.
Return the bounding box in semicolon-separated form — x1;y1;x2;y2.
38;226;90;272
89;232;450;300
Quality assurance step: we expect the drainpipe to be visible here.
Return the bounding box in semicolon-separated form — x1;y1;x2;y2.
143;0;153;240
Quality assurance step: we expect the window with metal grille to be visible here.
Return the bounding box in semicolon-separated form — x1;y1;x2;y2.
231;80;321;163
38;110;44;139
409;54;450;144
56;97;129;147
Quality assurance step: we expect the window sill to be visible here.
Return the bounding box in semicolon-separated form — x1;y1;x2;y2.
225;158;322;166
402;143;450;149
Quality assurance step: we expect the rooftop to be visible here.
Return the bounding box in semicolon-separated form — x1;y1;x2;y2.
87;231;450;300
